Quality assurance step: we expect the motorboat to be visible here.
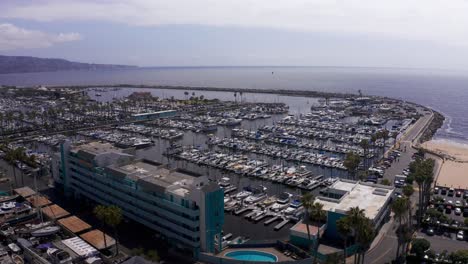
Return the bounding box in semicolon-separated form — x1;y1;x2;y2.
1;202;16;211
260;196;276;207
218;177;237;194
234;187;253;200
244;188;267;204
271;192;292;211
0;224;14;237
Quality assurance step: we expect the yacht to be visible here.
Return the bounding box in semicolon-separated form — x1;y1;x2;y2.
271;192;292;211
244;188;267;204
234;187;252;200
218;177;237;194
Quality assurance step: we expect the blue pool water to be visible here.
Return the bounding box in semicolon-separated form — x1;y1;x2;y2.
225;250;278;262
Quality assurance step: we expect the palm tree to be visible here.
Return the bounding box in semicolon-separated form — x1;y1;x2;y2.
346;206;365;264
300;193;314;249
344;152;361;180
392;197;409;261
359;139;370;171
234;92;237;103
94;205;123;255
337;217;352;264
379;130;389;157
239;91;243;103
412;158;434;224
184;91;189;100
356;218;375;264
310;202;326;264
403;185;415;227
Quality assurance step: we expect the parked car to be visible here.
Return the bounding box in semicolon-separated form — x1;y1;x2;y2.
441;188;447;195
463;190;468;199
448;188;455;197
455;207;462;215
456;190;462;197
445;205;452;214
433;187;439;194
457;231;464;241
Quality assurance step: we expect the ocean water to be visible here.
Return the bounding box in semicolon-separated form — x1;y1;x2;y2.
1;66;467;143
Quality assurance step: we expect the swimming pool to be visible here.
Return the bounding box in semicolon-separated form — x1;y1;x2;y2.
225;250;278;262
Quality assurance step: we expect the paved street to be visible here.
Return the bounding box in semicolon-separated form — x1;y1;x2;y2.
362;111;434;264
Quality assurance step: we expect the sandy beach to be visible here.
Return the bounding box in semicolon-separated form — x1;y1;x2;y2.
422;140;468;189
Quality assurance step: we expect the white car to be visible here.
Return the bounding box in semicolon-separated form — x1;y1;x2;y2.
457;231;464;240
455;200;461;206
455;207;462;215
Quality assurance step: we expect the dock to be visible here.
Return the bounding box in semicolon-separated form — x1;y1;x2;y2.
274;218;290;230
264;216;280;225
234;206;254;216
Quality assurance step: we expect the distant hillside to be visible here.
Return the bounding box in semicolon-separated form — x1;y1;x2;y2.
0;55;137;74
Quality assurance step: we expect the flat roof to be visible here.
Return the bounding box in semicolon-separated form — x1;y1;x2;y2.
26;195;52;207
72;141;123;155
113;161;200;192
80;229;115;250
14;186;36;198
316;180;394;220
58;216;92;234
42;204;71;220
291;221;320;238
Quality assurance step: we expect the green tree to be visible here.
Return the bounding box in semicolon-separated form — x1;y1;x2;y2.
356;217;374;264
337;217;352;264
300;193;314;249
450;249;468;264
146;250;160;262
310;202;326;264
392;197;409;261
344;152;361;180
410;238;430;260
94;205;123;255
402;185;414;226
380;179;391;185
359;139;370;170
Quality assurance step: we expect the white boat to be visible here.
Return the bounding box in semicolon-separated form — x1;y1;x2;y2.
271;192;292;211
235;188;252;200
0;224;14;237
1;202;16;211
244;189;267;204
218;177;237;194
47;248;72;264
31;226;61;237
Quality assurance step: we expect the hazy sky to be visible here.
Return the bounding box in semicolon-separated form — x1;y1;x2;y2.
1;0;468;69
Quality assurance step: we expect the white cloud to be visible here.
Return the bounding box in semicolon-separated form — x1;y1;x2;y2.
0;23;82;51
2;0;468;46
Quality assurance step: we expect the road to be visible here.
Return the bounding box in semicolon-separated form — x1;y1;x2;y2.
363;111;434;264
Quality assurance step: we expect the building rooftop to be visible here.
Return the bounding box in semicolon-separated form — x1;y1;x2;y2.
14;186;36;198
72;142;124;156
26;195;52;207
42;204;71;220
58;216;92;234
80;229;115;250
316;180;394;220
109;160;207;196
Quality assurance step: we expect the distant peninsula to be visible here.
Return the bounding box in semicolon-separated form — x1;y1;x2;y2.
0;55;137;74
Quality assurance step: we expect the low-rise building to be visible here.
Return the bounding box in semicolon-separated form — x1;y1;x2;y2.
290;179;394;247
52;141;224;258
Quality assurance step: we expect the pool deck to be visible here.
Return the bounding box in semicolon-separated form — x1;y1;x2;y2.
220;247;292;262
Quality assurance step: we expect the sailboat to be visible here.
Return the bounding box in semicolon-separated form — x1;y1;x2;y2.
31;225;61;237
